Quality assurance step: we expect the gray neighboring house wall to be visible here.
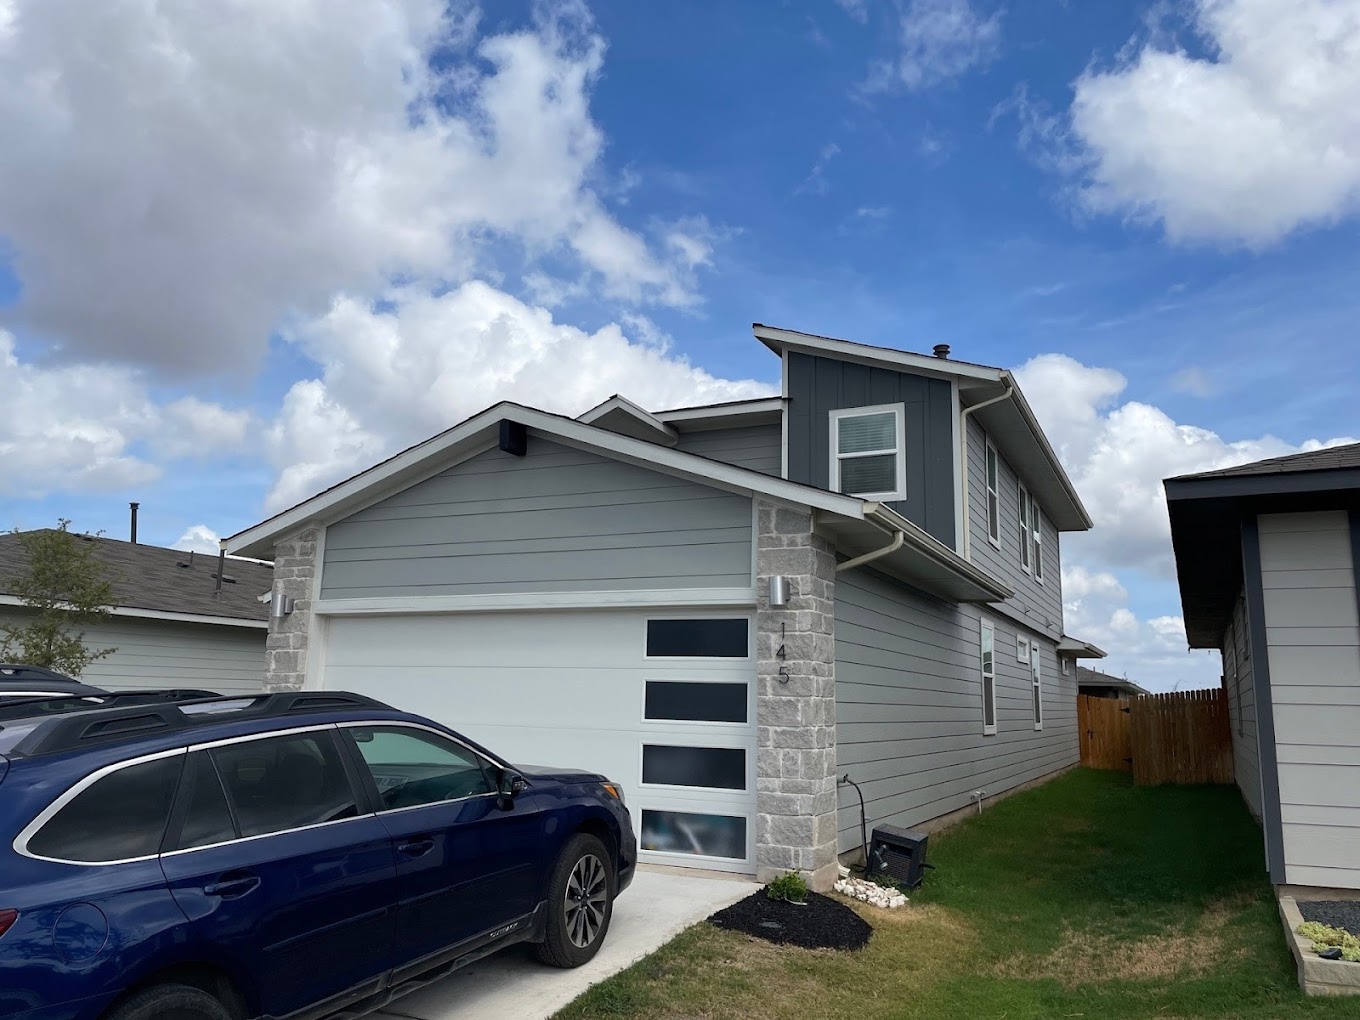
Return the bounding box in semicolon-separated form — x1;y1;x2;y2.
1167;444;1360;890
226;324;1098;889
0;532;269;693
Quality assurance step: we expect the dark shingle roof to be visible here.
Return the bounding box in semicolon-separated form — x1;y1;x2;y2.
1170;442;1360;481
0;531;272;623
1076;665;1148;697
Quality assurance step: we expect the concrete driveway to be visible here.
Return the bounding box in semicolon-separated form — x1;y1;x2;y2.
374;865;753;1020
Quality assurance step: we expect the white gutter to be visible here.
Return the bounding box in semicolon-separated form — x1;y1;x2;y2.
835;528;905;573
958;381;1014;560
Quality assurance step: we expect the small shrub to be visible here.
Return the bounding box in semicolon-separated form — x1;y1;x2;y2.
1298;921;1360;962
766;870;808;904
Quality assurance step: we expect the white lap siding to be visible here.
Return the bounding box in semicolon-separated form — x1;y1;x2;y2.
833;569;1078;852
1258;511;1360;890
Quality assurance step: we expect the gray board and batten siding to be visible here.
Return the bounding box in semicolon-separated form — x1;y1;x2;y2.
785;352;956;548
672;423;782;477
833;567;1077;854
320;439;755;600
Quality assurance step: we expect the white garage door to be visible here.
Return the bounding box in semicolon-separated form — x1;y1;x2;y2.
320;609;757;874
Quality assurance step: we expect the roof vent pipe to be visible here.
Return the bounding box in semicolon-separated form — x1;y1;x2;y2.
933;344;950;359
129;502;139;544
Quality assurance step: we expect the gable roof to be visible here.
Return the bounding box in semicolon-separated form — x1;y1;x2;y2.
225;400;1013;605
577;394;679;446
1170;442;1360;481
752;323;1092;531
0;532;271;627
1076;665;1148;697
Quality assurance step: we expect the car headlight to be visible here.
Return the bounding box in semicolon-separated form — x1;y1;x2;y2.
601;782;625;805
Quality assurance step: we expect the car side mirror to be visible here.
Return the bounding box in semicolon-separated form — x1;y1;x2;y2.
497;769;526;808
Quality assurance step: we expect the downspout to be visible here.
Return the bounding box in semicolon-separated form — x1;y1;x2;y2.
958;380;1014;561
835;525;905;574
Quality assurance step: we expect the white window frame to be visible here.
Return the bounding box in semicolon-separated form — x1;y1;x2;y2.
1032;504;1044;584
1016;634;1030;664
1017;480;1031;573
1031;644;1044;730
828;403;907;502
980;619;997;736
1061;655;1070;676
984;439;1001;548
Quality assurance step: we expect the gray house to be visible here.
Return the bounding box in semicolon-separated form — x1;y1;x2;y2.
0;532;270;694
1166;444;1360;891
226;325;1100;887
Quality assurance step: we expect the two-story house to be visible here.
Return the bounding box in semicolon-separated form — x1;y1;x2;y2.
225;325;1101;888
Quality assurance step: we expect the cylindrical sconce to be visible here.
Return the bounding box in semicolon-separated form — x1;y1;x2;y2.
269;591;295;621
768;575;791;607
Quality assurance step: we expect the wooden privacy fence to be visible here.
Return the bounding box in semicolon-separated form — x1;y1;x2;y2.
1079;688;1234;786
1078;694;1131;771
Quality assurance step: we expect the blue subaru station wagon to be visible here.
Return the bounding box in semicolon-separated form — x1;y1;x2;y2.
0;691;636;1020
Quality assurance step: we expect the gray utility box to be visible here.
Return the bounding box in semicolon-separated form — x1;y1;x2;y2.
868;825;932;889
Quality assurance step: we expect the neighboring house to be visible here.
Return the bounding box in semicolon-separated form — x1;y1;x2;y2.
1077;665;1147;699
0;532;271;695
1165;443;1360;891
225;324;1103;886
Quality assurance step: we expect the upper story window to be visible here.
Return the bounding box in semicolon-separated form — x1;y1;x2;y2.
1018;481;1031;573
829;404;906;501
985;440;1001;547
1017;481;1041;579
1032;505;1044;583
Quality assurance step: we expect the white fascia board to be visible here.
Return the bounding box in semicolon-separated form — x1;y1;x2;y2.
577;395;680;444
652;397;785;424
753;324;1003;385
1000;372;1093;531
0;594;267;630
226;401;870;557
313;587;758;617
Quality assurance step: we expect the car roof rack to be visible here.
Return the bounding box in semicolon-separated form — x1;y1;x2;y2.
9;691;393;759
0;688;222;725
0;663;78;683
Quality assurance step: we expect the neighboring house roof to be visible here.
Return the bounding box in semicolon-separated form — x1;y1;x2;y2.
1076;666;1148;697
752;323;1092;531
1164;443;1360;647
0;532;271;629
225;401;1014;606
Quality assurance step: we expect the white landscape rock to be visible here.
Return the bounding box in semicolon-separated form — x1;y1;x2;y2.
834;877;908;909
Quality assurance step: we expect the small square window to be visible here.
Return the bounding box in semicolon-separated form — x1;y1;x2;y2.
1016;635;1030;664
829;405;906;501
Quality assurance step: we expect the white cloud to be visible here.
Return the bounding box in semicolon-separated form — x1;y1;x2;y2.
867;0;1002;92
264;283;775;512
1069;0;1360;247
835;0;869;23
0;0;704;373
796;143;841;196
173;525;221;555
1016;352;1357;574
1170;366;1214;398
0;332;247;497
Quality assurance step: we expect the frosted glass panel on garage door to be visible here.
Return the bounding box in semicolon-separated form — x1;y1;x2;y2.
320;608;758;873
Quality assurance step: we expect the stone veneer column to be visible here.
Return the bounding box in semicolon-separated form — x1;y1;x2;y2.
265;526;319;692
754;500;840;890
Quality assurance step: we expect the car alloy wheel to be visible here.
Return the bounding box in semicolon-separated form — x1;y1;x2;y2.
564;852;608;949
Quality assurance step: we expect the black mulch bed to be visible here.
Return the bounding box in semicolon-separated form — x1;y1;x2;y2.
707;890;872;951
1300;900;1360;936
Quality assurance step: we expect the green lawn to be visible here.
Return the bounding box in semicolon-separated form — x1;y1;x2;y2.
555;769;1360;1020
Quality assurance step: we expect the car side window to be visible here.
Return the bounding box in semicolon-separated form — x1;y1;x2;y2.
27;754;184;863
347;727;495;810
173;752;239;851
211;731;360;838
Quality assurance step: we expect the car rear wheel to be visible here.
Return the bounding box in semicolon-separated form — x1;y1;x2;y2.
536;832;614;968
104;984;235;1020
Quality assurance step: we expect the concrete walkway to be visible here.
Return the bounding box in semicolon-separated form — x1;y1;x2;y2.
375;866;754;1020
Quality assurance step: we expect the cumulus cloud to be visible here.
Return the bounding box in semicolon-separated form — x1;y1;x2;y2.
866;0;1002;92
1016;352;1357;574
263;284;775;511
173;525;221;555
1069;0;1360;247
0;332;250;497
0;0;704;374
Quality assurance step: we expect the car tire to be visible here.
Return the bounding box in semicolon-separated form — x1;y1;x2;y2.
536;832;615;968
104;984;236;1020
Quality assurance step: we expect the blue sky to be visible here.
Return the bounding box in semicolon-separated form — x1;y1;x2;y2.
2;0;1358;690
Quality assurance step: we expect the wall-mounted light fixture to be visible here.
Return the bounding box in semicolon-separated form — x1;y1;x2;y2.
269;590;296;622
768;575;791;607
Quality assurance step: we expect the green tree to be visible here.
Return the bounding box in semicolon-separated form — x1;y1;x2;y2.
1;521;117;676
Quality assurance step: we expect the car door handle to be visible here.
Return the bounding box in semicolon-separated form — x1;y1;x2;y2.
397;838;435;858
203;873;261;899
